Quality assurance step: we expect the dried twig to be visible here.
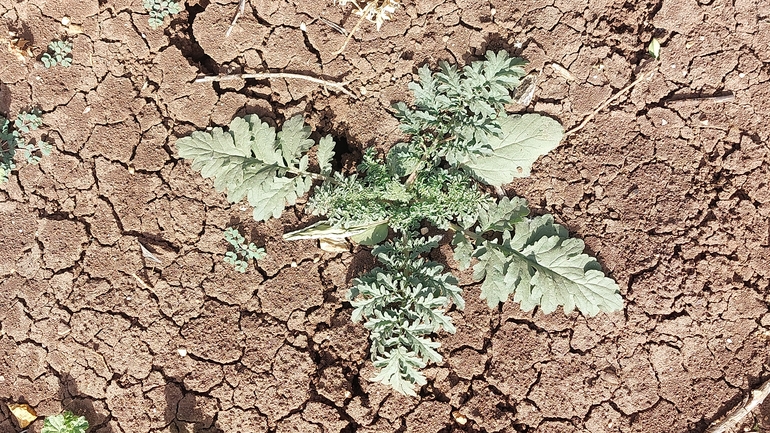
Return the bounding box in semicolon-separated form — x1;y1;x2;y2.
564;69;657;138
319;16;348;35
665;92;735;105
705;378;770;433
194;72;355;97
332;2;373;57
225;0;247;37
131;273;154;290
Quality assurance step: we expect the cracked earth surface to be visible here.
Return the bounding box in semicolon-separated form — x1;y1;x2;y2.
1;0;770;432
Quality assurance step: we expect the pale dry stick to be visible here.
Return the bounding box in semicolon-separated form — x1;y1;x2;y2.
332;2;374;57
705;377;770;433
194;72;355;97
225;0;247;37
132;273;154;290
564;69;657;138
319;16;348;35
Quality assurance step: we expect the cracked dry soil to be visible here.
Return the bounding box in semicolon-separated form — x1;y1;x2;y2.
1;0;770;432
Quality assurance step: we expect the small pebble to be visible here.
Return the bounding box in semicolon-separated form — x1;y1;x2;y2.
726;338;732;344
61;16;71;25
300;22;307;31
661;119;668;126
178;348;187;357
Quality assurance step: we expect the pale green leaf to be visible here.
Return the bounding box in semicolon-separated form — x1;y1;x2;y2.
317;135;335;175
349;222;389;245
247;176;307;221
648;37;661;60
472;214;622;316
176;115;326;223
278;115;314;165
451;231;473;270
371;348;426;397
459;113;564;186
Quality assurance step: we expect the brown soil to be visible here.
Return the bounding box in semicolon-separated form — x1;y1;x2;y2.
1;0;769;432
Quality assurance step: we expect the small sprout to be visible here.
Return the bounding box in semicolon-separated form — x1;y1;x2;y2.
223;227;266;272
144;0;182;29
648;37;661;60
1;109;51;182
41;411;89;433
41;40;73;68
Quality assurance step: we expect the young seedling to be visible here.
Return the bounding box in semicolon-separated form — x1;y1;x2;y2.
41;40;73;68
144;0;182;29
1;109;52;183
177;51;622;396
41;411;88;433
223;227;266;272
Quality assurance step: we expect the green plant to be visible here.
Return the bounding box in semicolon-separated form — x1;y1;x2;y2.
176;50;622;396
41;40;73;68
1;109;52;183
144;0;181;29
41;411;88;433
223;227;266;272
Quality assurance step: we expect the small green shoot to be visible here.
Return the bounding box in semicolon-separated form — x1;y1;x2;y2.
41;411;89;433
223;227;266;272
41;40;73;68
1;109;51;183
648;37;661;60
144;0;182;29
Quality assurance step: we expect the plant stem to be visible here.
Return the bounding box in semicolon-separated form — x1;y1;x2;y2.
332;2;373;57
194;72;355;98
564;69;657;137
225;0;246;37
285;166;331;182
705;378;770;433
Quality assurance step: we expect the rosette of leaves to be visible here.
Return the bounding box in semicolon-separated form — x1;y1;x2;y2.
41;40;73;68
41;411;88;433
176;50;623;396
223;227;266;272
144;0;181;29
1;109;52;183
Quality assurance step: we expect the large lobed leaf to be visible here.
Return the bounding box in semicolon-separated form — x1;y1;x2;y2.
176;115;329;222
471;214;622;316
459;113;564;186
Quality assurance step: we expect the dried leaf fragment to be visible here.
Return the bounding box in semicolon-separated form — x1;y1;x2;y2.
319;237;349;253
8;403;37;428
550;63;575;81
452;410;467;425
138;241;162;264
7;37;35;62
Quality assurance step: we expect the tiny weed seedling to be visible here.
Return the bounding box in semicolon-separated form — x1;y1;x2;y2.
41;40;73;68
41;411;88;433
144;0;181;29
223;227;266;272
1;109;52;183
177;51;623;396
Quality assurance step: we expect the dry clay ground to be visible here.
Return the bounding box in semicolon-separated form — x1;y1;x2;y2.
1;0;770;431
